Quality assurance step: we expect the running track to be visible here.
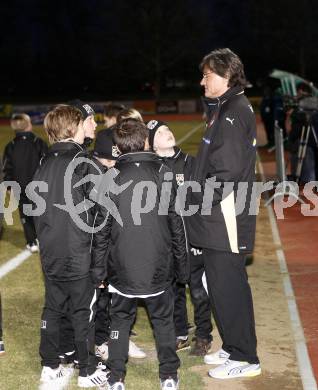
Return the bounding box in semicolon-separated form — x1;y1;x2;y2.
259;144;318;384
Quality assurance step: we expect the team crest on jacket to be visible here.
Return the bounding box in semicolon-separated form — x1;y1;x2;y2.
176;173;184;186
112;145;120;158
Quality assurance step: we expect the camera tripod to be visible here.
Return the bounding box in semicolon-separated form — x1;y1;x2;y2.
295;120;318;184
265;123;304;206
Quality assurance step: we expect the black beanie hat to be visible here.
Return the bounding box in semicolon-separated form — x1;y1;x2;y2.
146;119;168;150
68;99;95;119
93;130;120;160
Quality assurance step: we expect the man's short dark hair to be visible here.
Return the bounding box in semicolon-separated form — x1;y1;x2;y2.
114;118;149;154
200;48;247;88
104;103;125;118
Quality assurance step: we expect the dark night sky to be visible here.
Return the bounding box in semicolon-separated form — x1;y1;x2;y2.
0;0;317;102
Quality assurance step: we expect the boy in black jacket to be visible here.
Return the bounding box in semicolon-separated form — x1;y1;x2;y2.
34;105;107;389
93;119;188;390
146;120;213;356
92;128;146;362
2;113;47;252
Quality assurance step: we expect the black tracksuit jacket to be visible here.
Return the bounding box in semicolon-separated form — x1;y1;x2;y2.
187;87;257;254
33;141;103;285
2;131;48;192
160;147;194;187
92;151;189;295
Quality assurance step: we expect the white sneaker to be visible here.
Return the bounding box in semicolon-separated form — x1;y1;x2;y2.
39;365;70;389
107;381;125;390
26;242;39;253
63;363;76;378
78;368;108;387
208;359;261;379
40;365;70;381
0;340;5;355
204;348;230;365
96;342;109;361
128;340;146;358
160;378;179;390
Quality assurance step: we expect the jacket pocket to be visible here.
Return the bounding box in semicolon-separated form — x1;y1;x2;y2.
42;256;82;279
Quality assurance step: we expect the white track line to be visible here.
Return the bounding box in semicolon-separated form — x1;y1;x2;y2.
258;155;317;390
176;122;204;145
0;250;32;280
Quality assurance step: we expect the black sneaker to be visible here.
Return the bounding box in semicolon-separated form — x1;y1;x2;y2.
176;337;190;352
0;340;5;355
189;337;212;356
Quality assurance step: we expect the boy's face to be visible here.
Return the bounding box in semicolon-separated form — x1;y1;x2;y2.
97;157;116;169
153;125;176;151
83;115;97;139
104;115;117;128
75;120;86;144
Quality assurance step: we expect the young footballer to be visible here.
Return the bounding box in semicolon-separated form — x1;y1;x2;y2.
2;113;48;252
93;118;188;390
103;103;125;129
92;128;146;362
146;120;213;355
34;104;107;388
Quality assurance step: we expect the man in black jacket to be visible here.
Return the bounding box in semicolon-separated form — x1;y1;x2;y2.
3;113;47;252
93;119;188;390
34;105;107;388
187;48;261;379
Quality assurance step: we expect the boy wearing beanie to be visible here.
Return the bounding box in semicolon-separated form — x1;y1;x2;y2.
146;120;213;356
68;99;97;148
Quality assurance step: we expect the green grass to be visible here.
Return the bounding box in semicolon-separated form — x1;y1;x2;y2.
0;120;207;390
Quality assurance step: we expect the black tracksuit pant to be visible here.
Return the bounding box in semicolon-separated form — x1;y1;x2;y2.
189;247;213;342
18;195;37;245
0;294;3;340
173;283;188;337
59;313;75;356
107;287;180;382
40;276;98;376
202;248;259;364
95;288;111;346
59;288;111;356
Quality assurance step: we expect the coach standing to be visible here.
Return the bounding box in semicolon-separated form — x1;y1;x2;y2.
187;48;261;379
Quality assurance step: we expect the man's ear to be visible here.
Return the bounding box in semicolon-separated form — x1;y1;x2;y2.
144;137;150;151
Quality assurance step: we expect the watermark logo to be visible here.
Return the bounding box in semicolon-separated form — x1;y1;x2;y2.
53;157;132;232
1;157;318;231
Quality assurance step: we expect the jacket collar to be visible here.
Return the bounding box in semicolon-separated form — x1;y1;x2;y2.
117;151;160;164
202;86;244;117
50;141;84;152
15;131;35;138
161;147;182;160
